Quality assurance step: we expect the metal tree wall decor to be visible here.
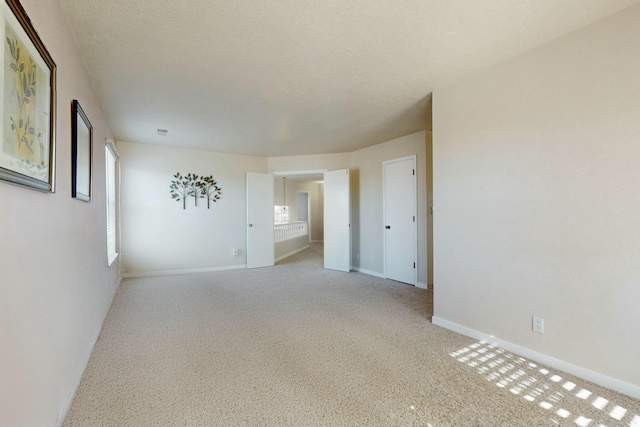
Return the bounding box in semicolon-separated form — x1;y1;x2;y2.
201;175;222;208
170;172;222;210
186;173;204;207
169;173;191;209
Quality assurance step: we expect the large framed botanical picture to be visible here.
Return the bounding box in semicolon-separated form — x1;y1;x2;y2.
71;100;92;201
0;0;56;192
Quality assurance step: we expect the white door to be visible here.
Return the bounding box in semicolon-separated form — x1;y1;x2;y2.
324;169;350;272
246;172;274;269
384;156;417;285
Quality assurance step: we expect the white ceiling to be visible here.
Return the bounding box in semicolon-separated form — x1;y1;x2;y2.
60;0;637;157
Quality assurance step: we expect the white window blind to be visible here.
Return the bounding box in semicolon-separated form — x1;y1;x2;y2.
105;142;119;266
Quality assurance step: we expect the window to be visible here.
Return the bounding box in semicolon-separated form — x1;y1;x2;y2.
274;205;289;224
105;141;119;266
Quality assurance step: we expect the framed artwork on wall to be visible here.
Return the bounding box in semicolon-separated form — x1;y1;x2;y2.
0;0;56;192
71;100;92;201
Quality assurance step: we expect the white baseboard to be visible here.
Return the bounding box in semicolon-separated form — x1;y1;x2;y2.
432;316;640;399
310;240;323;243
57;275;121;427
121;264;246;279
275;245;309;262
350;266;385;279
416;282;428;289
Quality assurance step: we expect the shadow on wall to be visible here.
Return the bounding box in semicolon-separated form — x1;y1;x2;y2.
365;94;431;143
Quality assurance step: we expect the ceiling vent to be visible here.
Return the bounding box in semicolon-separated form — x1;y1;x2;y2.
157;128;168;136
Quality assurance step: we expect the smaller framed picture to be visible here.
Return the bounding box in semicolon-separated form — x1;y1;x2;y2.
71;100;92;201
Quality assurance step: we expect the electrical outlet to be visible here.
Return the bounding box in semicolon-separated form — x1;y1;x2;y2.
532;316;544;333
232;248;239;256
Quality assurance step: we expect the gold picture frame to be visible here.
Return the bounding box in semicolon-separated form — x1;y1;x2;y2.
0;0;56;191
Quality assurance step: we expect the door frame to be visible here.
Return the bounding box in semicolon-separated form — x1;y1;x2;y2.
382;155;418;285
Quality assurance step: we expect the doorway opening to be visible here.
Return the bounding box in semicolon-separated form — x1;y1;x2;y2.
248;168;351;273
272;171;325;264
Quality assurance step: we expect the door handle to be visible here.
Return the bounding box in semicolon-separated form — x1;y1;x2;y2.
385;225;390;229
248;224;253;227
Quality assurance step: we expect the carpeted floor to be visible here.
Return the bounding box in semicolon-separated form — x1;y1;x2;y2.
64;244;639;426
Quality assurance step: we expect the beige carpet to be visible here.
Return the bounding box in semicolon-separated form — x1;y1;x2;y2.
64;244;639;426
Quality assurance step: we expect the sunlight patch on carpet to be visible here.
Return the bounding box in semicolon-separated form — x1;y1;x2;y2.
450;342;638;427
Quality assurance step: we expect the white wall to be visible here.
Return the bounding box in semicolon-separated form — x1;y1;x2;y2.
267;152;350;173
297;192;308;221
350;132;428;285
0;0;120;425
433;5;640;393
118;141;266;275
275;235;309;261
298;181;324;242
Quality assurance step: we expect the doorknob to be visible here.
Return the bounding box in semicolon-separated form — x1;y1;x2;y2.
385;225;390;229
248;224;253;227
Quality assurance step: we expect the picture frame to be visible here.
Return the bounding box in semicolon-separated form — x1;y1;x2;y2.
0;0;56;192
71;100;92;201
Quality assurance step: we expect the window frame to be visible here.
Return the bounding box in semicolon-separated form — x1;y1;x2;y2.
105;140;120;266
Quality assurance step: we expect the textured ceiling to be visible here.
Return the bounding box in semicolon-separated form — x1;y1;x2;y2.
60;0;638;156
